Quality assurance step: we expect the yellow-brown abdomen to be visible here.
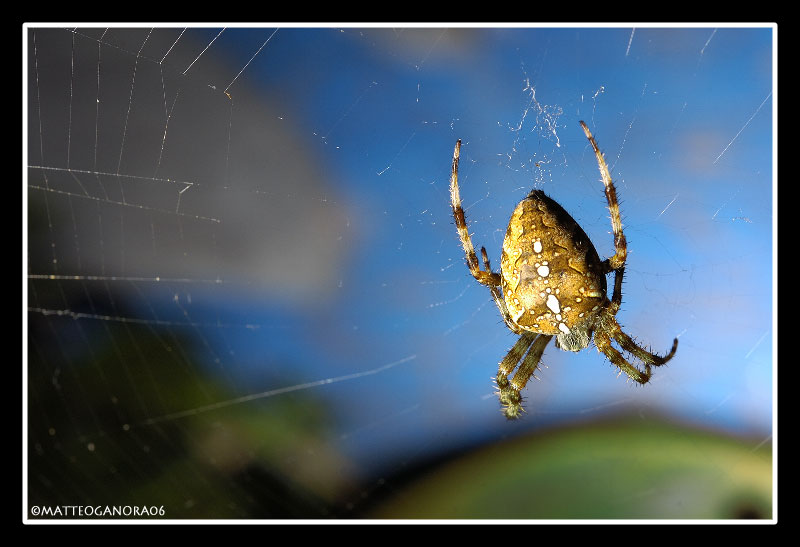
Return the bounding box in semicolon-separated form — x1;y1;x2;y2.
500;190;607;338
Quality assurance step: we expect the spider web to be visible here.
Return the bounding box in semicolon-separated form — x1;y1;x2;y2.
24;24;775;520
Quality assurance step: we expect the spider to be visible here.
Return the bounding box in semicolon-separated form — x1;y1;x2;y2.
449;121;678;419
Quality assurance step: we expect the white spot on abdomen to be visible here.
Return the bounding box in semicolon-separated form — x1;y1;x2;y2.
546;294;561;314
536;265;550;277
533;240;543;253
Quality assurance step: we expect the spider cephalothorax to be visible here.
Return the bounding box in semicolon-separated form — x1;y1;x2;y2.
450;121;678;419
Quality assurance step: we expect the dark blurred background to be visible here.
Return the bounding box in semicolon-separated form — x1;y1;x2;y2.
25;25;774;520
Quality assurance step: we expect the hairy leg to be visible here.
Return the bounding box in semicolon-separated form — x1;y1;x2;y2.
580;121;627;271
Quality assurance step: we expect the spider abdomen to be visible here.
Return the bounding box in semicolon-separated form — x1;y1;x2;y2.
500;190;607;340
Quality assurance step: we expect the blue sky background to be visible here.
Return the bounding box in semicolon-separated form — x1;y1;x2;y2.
26;25;774;509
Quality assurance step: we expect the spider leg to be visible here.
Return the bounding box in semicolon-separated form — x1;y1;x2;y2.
609;266;625;312
593;330;653;384
450;140;499;286
496;332;537;382
579;121;678;383
450;139;521;333
612;326;678;367
496;334;553;419
580;121;627;272
594;314;678;384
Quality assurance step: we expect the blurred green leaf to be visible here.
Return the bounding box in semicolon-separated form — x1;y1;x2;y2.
368;418;772;520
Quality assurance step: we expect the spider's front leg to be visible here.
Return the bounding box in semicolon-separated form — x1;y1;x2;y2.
579;122;678;379
450;140;520;333
609;265;625;312
449;140;500;287
580;121;627;272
